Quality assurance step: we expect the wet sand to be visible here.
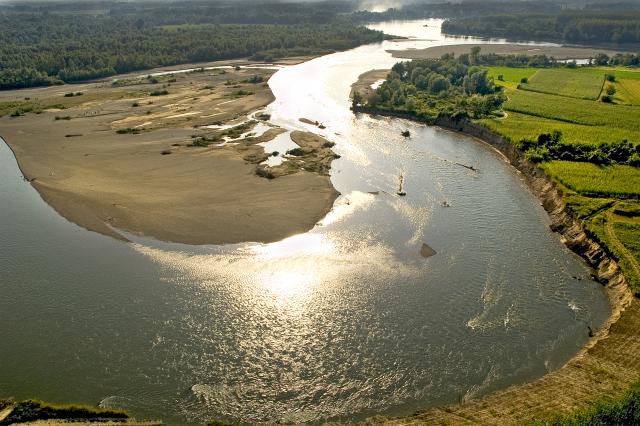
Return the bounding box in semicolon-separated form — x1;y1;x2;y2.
387;43;624;60
0;65;339;245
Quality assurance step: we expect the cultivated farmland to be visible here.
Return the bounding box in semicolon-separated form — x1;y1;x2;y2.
541;161;640;199
520;68;605;100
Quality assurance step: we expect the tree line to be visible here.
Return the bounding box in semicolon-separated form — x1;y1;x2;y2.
0;1;387;90
442;10;640;45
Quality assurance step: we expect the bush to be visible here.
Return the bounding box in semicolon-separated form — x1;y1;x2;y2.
0;399;127;425
116;128;140;134
525;146;550;163
150;89;169;96
521;77;529;84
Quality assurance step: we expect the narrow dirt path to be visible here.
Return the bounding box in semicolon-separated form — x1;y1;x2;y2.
604;210;640;281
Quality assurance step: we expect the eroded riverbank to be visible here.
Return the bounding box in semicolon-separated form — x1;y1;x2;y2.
352;67;637;424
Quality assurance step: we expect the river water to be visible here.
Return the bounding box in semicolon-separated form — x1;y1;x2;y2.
0;20;610;424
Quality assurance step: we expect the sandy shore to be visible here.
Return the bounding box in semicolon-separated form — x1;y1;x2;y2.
387;43;625;60
0;64;339;245
351;69;639;425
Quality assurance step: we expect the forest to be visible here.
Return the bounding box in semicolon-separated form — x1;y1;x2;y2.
442;10;640;45
0;1;387;89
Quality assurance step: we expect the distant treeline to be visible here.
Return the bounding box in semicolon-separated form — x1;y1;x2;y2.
442;10;640;45
0;1;387;90
351;1;565;22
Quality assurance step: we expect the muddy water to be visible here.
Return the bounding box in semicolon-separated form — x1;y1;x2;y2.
0;20;609;424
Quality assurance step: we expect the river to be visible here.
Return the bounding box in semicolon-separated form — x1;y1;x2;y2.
0;19;610;424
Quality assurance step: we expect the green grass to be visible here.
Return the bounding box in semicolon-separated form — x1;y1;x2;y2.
564;193;615;219
520;69;604;100
531;381;640;425
575;66;640;81
541;161;640;198
486;66;538;89
615;221;640;262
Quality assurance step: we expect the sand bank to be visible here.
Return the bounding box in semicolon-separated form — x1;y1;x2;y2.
0;65;338;245
387;43;625;60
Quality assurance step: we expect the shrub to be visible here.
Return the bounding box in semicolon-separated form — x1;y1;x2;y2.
525;146;550;163
150;89;169;96
115;128;140;134
0;399;127;425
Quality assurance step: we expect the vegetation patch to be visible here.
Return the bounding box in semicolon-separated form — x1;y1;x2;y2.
356;50;507;120
149;89;169;96
116;127;141;135
0;399;127;425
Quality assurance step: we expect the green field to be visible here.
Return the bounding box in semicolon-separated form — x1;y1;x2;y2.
486;66;538;89
504;89;640;134
617;79;640;105
540;161;640;198
520;69;604;100
477;65;640;293
480;111;640;146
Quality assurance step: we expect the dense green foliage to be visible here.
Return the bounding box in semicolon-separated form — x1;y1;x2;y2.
519;133;640;166
0;1;387;89
0;399;127;425
532;381;640;425
443;10;640;46
358;53;508;120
